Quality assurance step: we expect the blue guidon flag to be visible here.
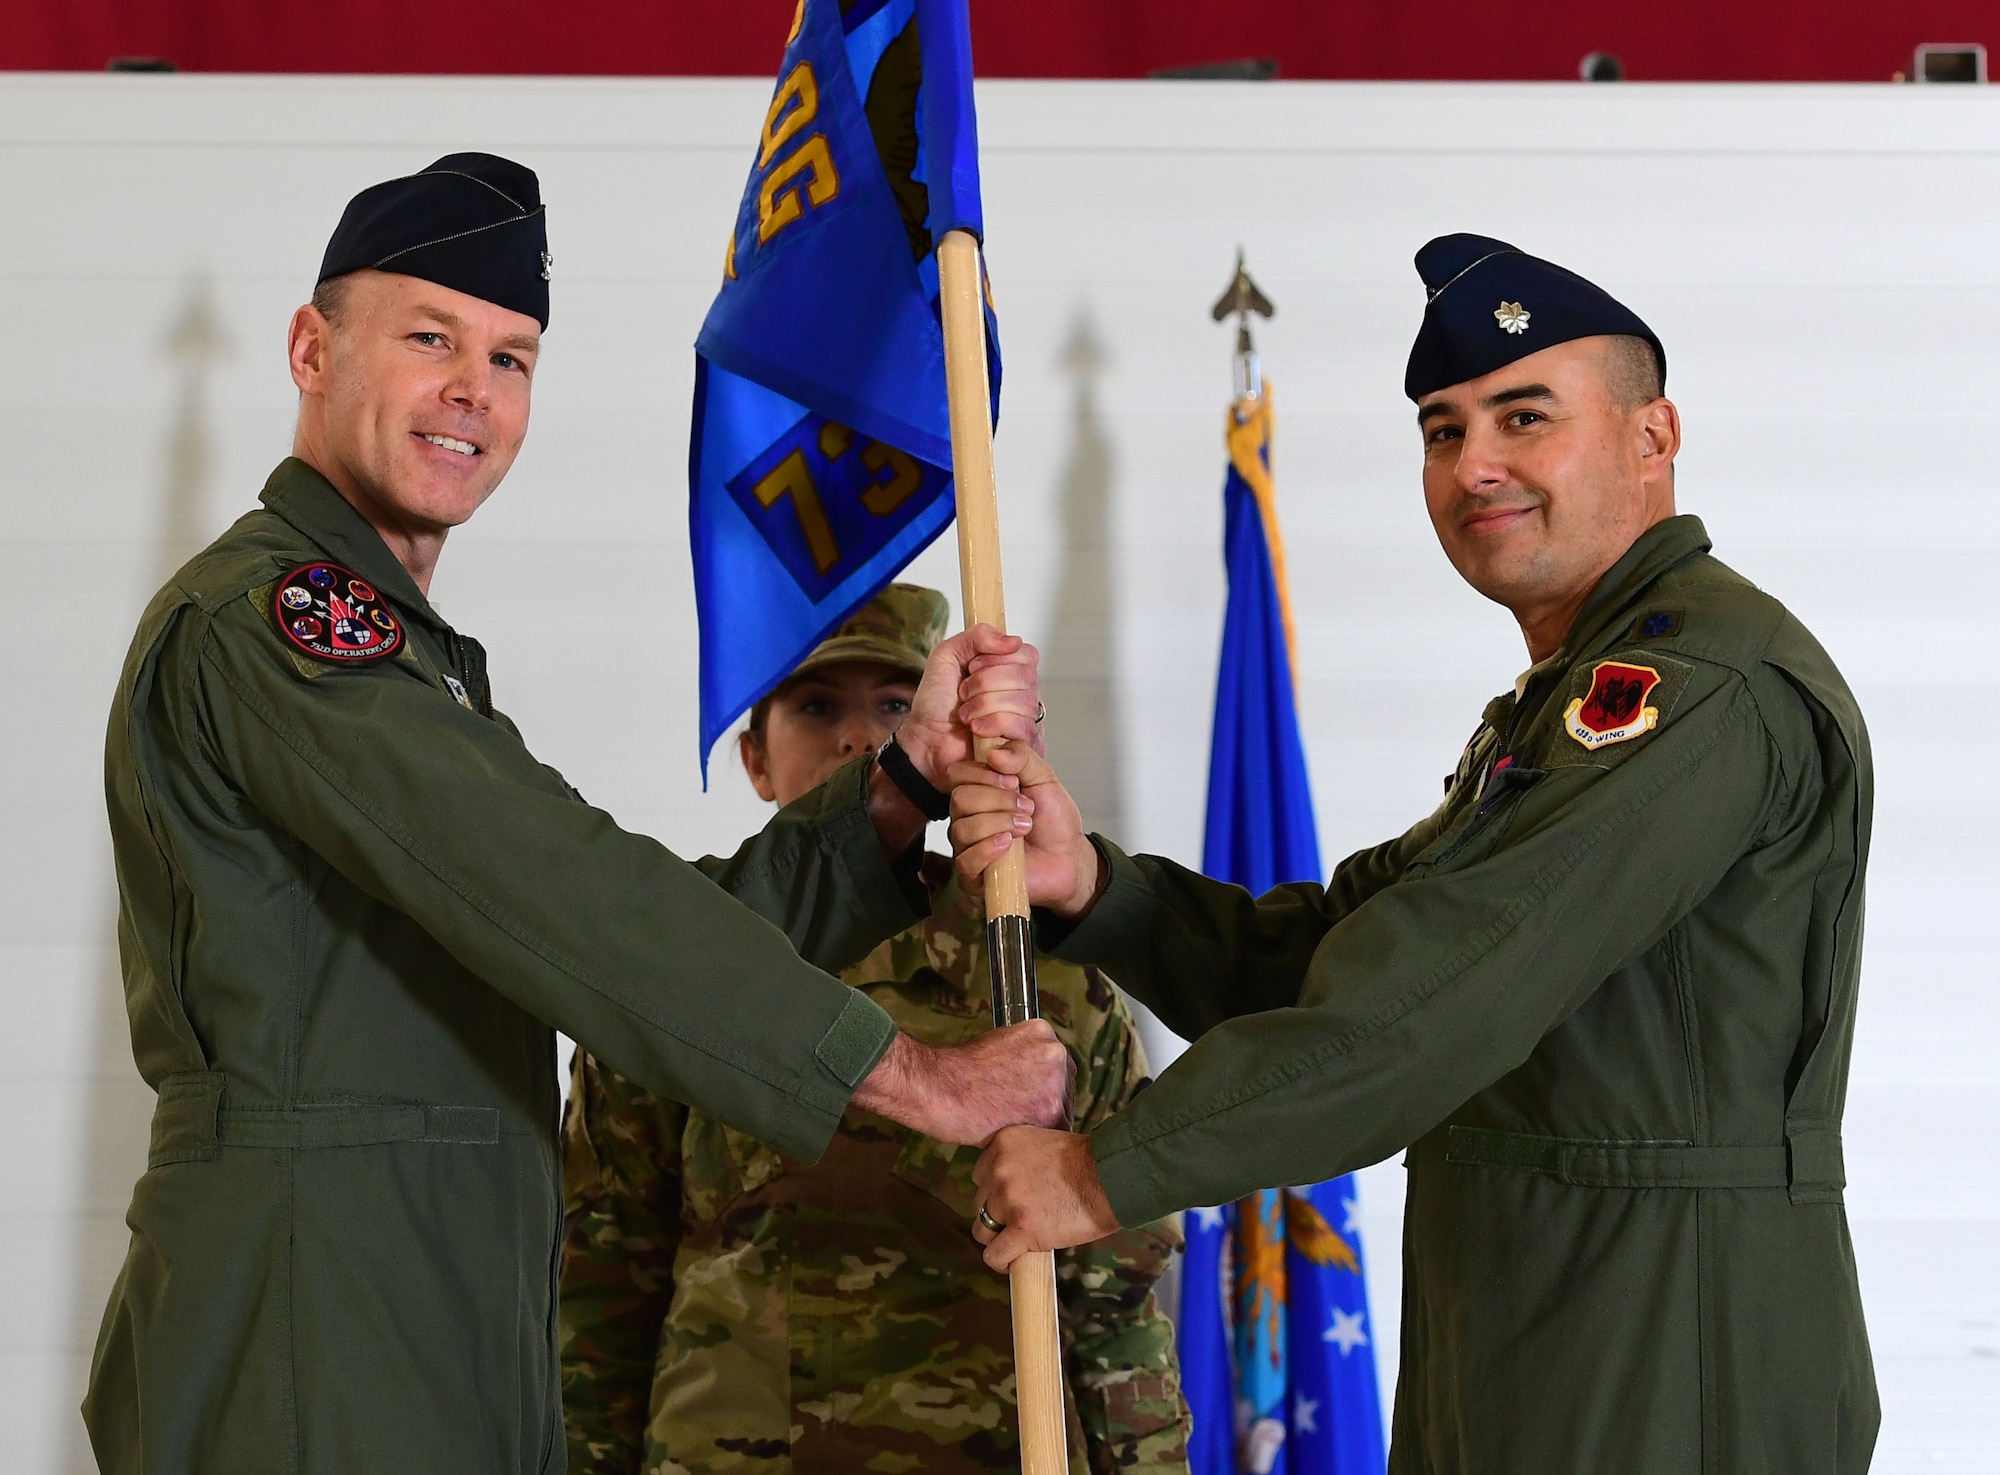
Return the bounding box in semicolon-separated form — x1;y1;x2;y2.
1180;388;1389;1475
689;0;997;776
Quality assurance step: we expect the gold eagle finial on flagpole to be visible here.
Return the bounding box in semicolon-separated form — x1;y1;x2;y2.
1213;250;1301;688
1211;247;1276;401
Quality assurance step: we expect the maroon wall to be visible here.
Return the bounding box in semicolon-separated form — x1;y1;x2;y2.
3;0;1992;82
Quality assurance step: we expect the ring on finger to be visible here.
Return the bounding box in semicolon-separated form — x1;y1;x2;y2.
976;1205;1005;1234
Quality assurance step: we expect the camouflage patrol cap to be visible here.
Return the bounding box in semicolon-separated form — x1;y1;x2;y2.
788;583;949;683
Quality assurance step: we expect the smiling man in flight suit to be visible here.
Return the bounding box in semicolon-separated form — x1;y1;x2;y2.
952;236;1878;1474
86;153;1068;1475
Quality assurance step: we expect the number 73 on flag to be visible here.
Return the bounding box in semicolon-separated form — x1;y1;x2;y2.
727;412;951;601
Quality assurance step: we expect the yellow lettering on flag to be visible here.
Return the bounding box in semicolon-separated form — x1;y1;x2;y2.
760;63;819;167
753;450;840;573
758;136;840;244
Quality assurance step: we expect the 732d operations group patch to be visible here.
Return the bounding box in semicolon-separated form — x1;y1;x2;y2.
273;562;404;663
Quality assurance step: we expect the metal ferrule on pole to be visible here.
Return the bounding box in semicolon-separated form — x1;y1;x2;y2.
986;914;1039;1028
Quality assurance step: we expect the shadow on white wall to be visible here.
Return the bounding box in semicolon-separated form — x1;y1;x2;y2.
63;275;232;1472
1038;307;1125;838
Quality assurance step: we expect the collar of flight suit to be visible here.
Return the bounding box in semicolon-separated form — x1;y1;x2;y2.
1563;512;1713;656
256;457;454;639
1496;512;1713;741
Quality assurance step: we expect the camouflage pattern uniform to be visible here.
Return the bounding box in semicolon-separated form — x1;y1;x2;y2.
560;856;1190;1475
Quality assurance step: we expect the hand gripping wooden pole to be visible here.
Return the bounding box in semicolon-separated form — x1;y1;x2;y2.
937;228;1069;1475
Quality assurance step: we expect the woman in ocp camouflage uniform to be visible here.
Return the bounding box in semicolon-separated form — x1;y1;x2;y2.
559;585;1191;1475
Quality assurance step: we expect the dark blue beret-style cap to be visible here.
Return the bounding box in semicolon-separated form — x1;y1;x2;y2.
318;152;551;329
1403;233;1663;401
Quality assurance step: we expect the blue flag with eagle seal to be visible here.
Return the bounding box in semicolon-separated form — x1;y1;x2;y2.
690;0;998;775
1181;388;1388;1475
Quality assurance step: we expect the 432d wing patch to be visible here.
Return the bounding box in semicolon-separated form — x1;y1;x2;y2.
1555;651;1695;761
273;562;404;663
1566;660;1662;748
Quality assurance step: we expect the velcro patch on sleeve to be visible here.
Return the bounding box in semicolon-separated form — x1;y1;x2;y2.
271;562;404;664
1545;650;1695;768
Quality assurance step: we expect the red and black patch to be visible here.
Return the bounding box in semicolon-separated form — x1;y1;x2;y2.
272;562;403;663
1563;659;1662;749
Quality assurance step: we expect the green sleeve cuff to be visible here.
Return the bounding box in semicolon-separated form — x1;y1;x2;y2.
1035;836;1156;962
814;987;897;1089
1091;1125;1178;1232
821;755;930;944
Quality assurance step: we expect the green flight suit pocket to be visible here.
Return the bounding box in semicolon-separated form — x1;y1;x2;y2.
1407;765;1546;877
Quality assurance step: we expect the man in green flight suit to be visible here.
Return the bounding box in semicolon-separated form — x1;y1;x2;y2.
88;154;1069;1475
560;584;1191;1475
953;236;1878;1473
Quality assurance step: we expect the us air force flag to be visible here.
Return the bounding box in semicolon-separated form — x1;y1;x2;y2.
1183;389;1388;1475
689;0;999;775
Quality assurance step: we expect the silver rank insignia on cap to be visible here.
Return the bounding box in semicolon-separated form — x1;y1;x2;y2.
540;251;554;281
1495;301;1531;335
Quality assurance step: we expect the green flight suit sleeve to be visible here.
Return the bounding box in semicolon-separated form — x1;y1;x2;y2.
1059;667;1788;1227
186;595;912;1162
690;774;926;976
558;1049;688;1473
491;703;912;977
1057;980;1192;1475
1056;814;1448;1046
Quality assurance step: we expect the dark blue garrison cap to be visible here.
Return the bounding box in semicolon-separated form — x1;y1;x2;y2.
1404;234;1663;401
319;153;551;329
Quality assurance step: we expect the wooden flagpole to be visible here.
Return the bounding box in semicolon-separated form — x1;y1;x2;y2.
937;228;1070;1475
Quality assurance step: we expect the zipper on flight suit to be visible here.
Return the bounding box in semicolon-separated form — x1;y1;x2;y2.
449;631;495;717
1429;671;1558;870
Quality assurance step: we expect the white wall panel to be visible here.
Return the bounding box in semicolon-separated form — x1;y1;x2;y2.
1;73;1995;1472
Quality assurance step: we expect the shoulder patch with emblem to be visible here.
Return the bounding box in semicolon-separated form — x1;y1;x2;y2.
272;562;403;663
1563;657;1679;750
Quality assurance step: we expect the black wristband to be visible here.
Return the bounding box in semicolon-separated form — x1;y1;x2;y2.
876;734;951;822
